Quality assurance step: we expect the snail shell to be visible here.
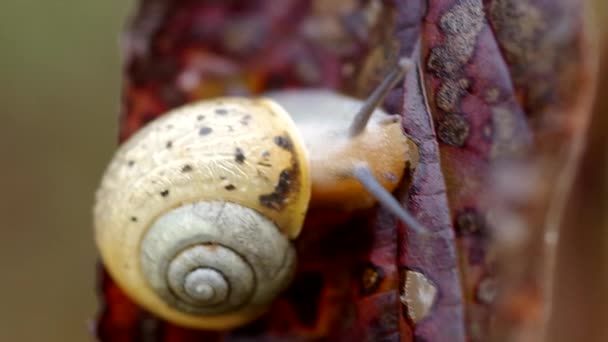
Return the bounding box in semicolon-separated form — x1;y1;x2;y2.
94;98;310;329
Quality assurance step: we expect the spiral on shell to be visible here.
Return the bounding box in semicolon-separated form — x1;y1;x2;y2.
140;201;296;316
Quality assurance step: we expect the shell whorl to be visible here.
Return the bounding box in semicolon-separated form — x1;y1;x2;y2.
93;97;311;329
140;201;296;316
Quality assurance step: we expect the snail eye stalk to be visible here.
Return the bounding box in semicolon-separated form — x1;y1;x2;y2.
349;58;414;137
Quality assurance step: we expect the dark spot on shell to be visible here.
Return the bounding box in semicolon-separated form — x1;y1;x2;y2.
130;216;138;222
234;148;245;164
257;161;272;167
262;150;270;159
199;127;212;135
259;169;293;210
219;175;227;180
160;189;170;197
228;125;234;132
166;141;173;149
274;135;292;150
215;108;228;115
197;115;205;121
438;113;470;147
181;165;192;173
240;114;252;126
127;160;135;167
224;184;236;191
360;263;384;295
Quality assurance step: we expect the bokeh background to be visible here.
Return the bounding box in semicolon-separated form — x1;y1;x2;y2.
0;1;606;342
0;1;131;341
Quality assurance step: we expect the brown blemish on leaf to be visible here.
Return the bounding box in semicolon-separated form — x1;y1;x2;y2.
427;47;461;76
488;0;576;116
428;0;484;77
490;107;524;159
438;113;470;147
484;88;500;104
476;277;498;304
428;0;485;147
439;0;484;63
455;208;484;236
360;264;384;295
437;78;471;112
488;0;548;75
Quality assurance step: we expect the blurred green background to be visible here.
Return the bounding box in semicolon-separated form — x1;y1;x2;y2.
0;1;131;341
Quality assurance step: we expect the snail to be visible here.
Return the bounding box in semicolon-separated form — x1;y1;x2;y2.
93;58;423;330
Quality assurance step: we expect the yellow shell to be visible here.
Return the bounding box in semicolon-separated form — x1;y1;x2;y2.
94;97;310;329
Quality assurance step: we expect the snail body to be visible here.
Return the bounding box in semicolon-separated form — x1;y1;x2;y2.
268;89;417;211
94;59;420;330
